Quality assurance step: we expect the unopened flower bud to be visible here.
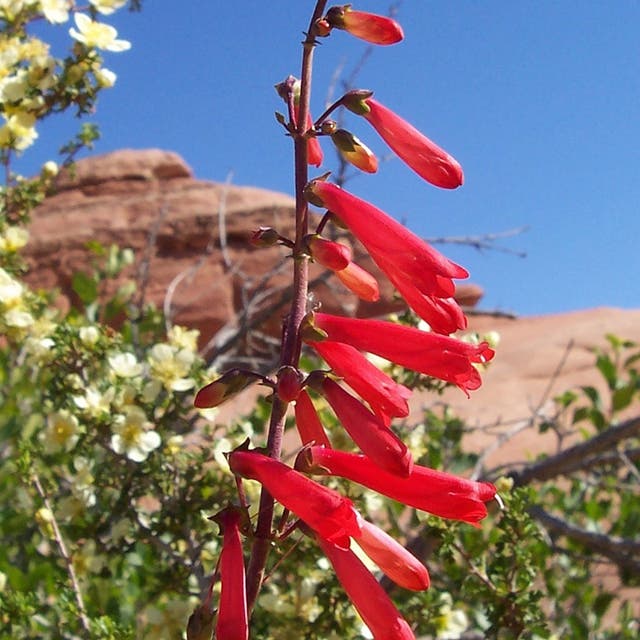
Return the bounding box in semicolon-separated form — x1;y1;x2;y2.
250;226;280;247
41;160;59;178
194;369;255;409
306;234;352;271
320;120;338;135
186;604;215;640
313;18;331;37
276;366;304;403
331;129;378;173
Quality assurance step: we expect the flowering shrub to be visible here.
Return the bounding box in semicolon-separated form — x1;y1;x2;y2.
1;2;639;640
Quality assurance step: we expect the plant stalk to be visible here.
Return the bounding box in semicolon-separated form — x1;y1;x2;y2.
245;0;328;614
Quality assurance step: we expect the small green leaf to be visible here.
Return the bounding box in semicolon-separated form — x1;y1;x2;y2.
71;271;98;305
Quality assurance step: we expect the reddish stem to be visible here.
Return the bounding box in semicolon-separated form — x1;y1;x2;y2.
244;0;328;614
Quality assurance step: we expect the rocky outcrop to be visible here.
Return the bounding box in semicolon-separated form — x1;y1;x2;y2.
24;149;483;348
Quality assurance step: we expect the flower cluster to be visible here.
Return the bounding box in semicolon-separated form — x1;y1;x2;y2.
0;1;129;154
193;4;498;638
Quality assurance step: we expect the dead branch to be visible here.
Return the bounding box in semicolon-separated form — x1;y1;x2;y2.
529;505;640;574
508;415;640;487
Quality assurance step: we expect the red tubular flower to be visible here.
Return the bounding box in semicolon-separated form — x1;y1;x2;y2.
305;180;467;334
311;340;411;426
228;450;361;547
317;537;416;640
321;377;413;477
325;5;404;46
334;261;380;302
355;519;430;591
348;95;463;188
304;111;324;167
212;507;248;640
307;234;352;271
301;446;497;525
376;253;467;334
308;313;494;395
307;233;380;302
294;389;332;448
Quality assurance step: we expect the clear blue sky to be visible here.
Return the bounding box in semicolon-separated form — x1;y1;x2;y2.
20;1;640;317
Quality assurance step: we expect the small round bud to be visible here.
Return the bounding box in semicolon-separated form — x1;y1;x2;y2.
276;366;304;403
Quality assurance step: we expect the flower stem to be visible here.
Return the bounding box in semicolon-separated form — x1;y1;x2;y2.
244;0;328;614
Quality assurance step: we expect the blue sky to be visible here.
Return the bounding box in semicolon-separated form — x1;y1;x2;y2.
20;1;640;317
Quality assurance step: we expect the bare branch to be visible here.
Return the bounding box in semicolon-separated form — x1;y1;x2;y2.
509;415;640;486
32;473;91;633
427;226;530;257
529;505;640;574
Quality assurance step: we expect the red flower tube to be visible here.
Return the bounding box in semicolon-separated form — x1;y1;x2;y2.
321;377;413;477
309;313;494;395
376;253;467;334
294;389;332;448
212;507;248;640
311;340;411;425
325;6;404;46
301;446;496;525
305;180;468;333
355;519;430;591
346;95;463;188
228;449;361;547
307;234;352;271
335;261;380;302
318;537;416;640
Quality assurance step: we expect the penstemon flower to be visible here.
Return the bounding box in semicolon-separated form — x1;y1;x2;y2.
305;179;468;333
317;536;416;640
354;519;430;591
344;93;464;189
211;507;248;640
324;5;404;46
294;389;332;448
228;449;362;547
318;376;413;477
308;312;494;395
311;340;411;425
307;233;380;301
300;446;497;525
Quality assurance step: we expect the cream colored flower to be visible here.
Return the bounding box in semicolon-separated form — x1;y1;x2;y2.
94;66;116;87
108;351;143;377
40;0;71;24
0;0;31;21
0;70;28;103
148;343;195;392
0;111;38;151
73;386;114;418
4;307;33;328
89;0;126;15
40;410;81;454
0;226;28;252
111;406;160;462
167;325;199;352
72;540;105;577
69;13;131;51
0;267;23;304
79;325;100;346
